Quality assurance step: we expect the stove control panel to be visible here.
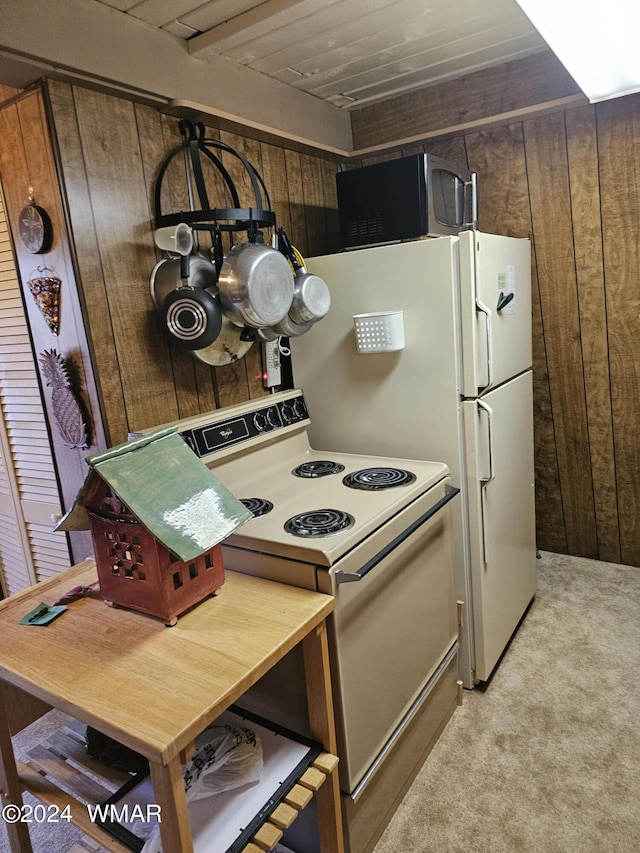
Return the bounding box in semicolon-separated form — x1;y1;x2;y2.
180;392;309;460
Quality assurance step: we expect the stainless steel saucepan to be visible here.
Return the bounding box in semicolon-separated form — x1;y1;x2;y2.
270;314;312;337
261;229;331;337
217;240;294;328
289;270;331;325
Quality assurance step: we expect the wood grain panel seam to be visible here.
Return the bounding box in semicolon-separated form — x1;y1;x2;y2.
595;96;640;565
521;120;571;553
592;104;622;543
63;82;127;442
564;108;621;562
561;109;602;558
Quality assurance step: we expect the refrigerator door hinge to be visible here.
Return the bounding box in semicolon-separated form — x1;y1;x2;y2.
457;599;465;628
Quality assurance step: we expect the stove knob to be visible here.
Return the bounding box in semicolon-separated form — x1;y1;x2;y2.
182;434;197;453
266;406;281;428
280;401;295;424
253;411;267;432
293;398;306;419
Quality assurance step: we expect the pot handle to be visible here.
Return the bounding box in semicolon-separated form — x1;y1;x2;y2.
212;224;224;279
277;228;303;271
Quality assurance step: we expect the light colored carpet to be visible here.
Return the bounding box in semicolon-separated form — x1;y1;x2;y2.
2;551;639;852
371;550;640;853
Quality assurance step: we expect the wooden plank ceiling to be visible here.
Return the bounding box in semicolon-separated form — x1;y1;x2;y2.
95;0;546;108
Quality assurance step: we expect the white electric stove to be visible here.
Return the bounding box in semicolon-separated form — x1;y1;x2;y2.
140;389;460;853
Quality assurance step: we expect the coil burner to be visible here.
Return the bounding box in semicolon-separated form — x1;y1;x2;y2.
239;498;274;518
292;460;346;478
343;467;416;490
284;509;355;537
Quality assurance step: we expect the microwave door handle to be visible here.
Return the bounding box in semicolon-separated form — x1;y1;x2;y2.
335;485;460;584
463;172;477;229
469;172;478;227
475;298;492;391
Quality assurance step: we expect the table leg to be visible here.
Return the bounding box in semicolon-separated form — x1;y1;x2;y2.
149;753;193;853
302;622;345;853
0;684;33;853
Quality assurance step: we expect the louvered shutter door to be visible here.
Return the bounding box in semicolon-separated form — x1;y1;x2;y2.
0;187;71;596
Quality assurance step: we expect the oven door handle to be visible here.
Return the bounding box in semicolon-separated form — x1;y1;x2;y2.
335;484;460;584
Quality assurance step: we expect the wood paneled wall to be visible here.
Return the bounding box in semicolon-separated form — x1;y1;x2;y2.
0;81;340;567
44;81;341;445
350;51;583;152
2;67;638;568
352;91;640;567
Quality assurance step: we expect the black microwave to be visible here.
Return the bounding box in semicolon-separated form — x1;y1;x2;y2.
336;153;477;249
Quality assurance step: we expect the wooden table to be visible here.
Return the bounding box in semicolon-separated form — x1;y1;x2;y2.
0;559;344;853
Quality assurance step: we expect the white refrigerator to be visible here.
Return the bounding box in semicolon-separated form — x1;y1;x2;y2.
290;230;537;686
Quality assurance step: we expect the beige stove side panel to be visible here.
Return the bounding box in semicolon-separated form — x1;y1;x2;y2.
221;547;319;742
221;546;319;591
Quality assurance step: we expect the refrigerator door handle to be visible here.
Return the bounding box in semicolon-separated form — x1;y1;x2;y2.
475;298;492;391
477;399;494;564
477;399;494;484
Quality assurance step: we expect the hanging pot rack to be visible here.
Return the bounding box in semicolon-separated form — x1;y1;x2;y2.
153;119;276;240
151;119;323;360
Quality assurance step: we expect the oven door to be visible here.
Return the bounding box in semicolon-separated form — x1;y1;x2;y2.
318;479;459;794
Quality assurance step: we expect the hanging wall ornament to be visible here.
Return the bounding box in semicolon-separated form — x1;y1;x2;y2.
19;187;53;254
27;267;61;335
39;349;89;450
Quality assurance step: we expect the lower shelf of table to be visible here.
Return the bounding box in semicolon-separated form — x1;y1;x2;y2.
16;710;339;853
